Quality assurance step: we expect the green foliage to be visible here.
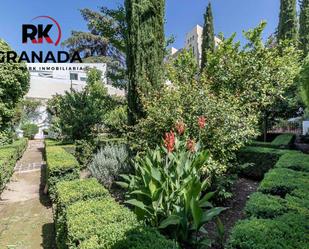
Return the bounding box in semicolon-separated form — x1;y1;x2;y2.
88;144;129;189
104;105;127;135
45;144;80;199
0;138;28;192
237;146;287;180
125;0;166;125
21;123;39;139
277;0;298;42
299;55;309;109
66;198;139;249
245;192;288;219
47;69;116;141
227;213;309;249
0;39;30;135
204;22;300;139
270;133;295;148
133;50;259;163
258;168;309;197
118;134;225;247
275;151;309;172
54;179;110;249
300;0;309;57
201;2;215;70
74;139;96;168
62;6;127;89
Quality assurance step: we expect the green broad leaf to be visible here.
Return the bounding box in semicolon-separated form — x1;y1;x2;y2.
202;207;227;223
190;198;203;230
199;192;215;207
125;199;151;214
150;167;161;182
115;181;129;189
119;174;131;182
159;215;181;229
149;180;157;196
130;190;151;198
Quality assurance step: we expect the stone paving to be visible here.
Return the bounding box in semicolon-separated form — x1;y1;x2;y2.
0;140;55;249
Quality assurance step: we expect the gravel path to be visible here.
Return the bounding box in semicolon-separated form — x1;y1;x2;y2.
0;140;55;249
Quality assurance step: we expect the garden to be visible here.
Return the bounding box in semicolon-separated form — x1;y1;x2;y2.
0;0;309;249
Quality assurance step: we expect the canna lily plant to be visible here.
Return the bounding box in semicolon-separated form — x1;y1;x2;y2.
117;119;226;248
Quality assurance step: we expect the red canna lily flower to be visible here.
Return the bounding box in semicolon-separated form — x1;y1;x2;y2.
198;116;206;129
186;139;196;152
164;131;175;153
175;121;186;135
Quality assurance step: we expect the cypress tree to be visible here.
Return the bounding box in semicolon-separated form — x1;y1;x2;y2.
125;0;165;125
277;0;298;42
201;2;215;70
300;0;309;57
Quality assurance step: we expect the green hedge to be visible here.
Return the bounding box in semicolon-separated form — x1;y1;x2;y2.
66;199;178;249
245;192;288;219
228;148;309;248
55;179;110;249
270;133;295;148
258;168;308;197
227;213;309;249
0;138;28;192
237;146;287;180
45;144;80;199
275;151;309;172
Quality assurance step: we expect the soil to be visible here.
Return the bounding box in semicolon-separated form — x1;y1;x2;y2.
206;178;259;249
0;140;55;249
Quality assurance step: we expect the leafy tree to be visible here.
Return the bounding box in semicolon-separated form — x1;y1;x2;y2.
62;7;127;89
277;0;298;42
21;123;39;139
131;50;259;163
201;2;215;70
205;22;300;141
299;0;309;57
125;0;166;125
299;56;309;108
47;69;116;141
0;39;30;143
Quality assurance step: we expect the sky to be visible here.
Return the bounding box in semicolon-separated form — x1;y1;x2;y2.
0;0;280;53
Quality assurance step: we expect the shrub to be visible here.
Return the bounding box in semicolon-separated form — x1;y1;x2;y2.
275;151;309;172
74;139;96;169
88;144;129;189
45;145;80;199
54;179;110;249
21;123;39;139
271;133;295;148
66;199;140;249
258;168;308;197
227;213;309;249
0;138;28;192
237;146;287;180
245;192;287;219
119;131;225;248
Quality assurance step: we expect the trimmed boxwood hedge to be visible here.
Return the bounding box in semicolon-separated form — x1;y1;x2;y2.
0;138;28;192
270;133;295;148
237;146;287;180
275;151;309;172
245;192;288;219
258;168;308;197
55;179;110;249
45;144;80;199
227;213;309;249
228;148;309;248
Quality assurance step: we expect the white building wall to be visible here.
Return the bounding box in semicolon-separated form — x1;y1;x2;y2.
24;63;125;139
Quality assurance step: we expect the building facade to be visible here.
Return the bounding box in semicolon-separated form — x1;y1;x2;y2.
170;24;221;65
23;63;124;139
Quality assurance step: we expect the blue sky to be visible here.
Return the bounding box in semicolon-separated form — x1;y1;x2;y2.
0;0;280;53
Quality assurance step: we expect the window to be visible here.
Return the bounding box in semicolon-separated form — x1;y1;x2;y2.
70;73;78;81
80;77;87;82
